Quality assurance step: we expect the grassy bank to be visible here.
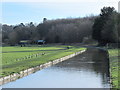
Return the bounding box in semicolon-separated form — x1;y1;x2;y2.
1;45;85;77
108;49;120;89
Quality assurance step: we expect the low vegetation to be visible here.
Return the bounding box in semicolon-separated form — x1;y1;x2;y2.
1;45;85;77
108;49;120;89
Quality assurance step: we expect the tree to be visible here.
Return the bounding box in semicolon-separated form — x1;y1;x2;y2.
2;16;95;45
43;18;47;23
101;13;118;43
92;7;116;46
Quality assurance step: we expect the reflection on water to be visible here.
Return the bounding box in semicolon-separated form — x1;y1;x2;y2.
2;48;111;88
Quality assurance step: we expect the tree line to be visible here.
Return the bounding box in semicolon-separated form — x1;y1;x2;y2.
2;17;95;45
2;7;120;46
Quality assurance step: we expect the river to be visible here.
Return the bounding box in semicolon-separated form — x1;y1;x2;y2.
2;48;111;88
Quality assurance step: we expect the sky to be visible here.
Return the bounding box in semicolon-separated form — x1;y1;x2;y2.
1;0;119;25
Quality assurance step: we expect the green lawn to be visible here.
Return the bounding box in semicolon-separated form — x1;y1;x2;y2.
1;45;85;77
108;49;120;89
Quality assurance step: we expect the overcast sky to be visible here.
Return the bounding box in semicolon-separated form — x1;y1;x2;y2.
1;0;119;25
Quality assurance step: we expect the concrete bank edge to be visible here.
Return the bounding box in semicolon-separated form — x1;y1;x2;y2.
0;50;86;86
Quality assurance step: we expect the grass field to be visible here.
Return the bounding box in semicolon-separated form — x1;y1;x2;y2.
108;49;120;89
1;45;85;77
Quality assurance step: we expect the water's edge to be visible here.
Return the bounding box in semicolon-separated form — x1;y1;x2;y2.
0;50;86;86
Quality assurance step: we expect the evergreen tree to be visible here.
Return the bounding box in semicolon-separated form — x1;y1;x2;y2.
92;7;115;46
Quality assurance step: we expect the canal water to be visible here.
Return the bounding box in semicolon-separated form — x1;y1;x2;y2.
2;48;111;88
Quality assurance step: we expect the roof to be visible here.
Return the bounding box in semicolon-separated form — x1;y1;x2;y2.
37;40;45;42
20;40;29;43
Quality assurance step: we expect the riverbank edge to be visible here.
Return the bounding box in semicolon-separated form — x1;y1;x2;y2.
0;49;86;86
108;49;119;89
109;58;113;89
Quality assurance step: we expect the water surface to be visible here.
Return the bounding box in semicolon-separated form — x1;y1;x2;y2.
2;49;111;88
